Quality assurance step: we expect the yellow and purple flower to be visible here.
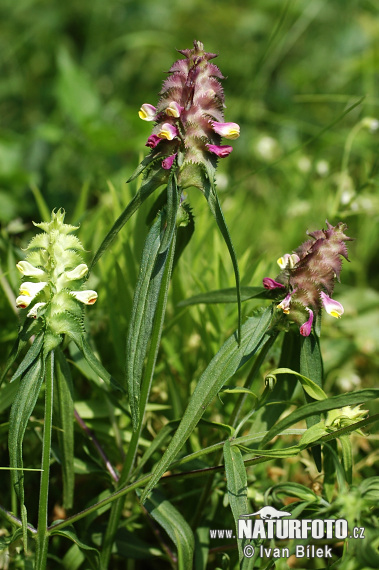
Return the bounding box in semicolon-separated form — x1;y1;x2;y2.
138;103;157;121
264;221;352;336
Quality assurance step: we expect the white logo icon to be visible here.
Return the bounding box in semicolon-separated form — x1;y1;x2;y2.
241;506;292;520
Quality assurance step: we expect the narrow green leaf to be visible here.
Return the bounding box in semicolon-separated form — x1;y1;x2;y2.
126;212;172;429
267;368;327;400
141;307;273;502
143;490;194;570
54;348;75;509
1;320;41;386
260;389;379;447
89;169;169;270
300;333;324;469
50;525;100;569
9;356;44;548
127;152;164;183
10;333;44;383
202;180;242;341
223;440;249;563
178;286;276;306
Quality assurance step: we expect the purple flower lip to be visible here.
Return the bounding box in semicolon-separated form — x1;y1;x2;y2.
300;308;314;337
162;153;177;170
145;134;161;149
206;144;233;158
263;278;285;290
277;292;293;314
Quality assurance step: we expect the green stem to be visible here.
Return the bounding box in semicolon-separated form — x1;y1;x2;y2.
35;351;54;569
100;234;176;570
191;332;278;529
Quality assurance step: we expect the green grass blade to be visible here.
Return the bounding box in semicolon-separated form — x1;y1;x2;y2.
143;490;194;570
141;307;273;502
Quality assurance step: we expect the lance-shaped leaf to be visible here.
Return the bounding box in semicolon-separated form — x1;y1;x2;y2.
54;348;75;509
1;318;41;386
143;490;194;570
141;307;273;502
10;332;44;383
300;333;324;470
9;355;45;548
126;211;173;429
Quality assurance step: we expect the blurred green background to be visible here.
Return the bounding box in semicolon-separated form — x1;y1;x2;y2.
1;1;379;566
1;0;379;435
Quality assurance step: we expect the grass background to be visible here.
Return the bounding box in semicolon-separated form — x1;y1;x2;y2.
1;0;379;567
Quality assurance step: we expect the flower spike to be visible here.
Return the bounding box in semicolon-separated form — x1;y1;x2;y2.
264;221;351;335
16;209;98;351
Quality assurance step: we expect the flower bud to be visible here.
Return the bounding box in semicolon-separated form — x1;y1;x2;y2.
263;278;285;290
162;153;177;170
